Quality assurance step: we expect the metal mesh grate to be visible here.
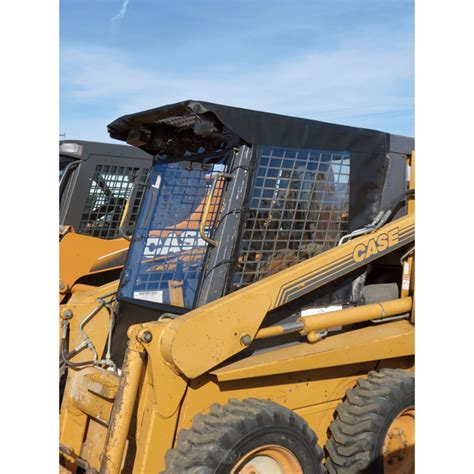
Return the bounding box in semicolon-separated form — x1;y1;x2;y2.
78;165;149;239
127;160;228;308
157;115;197;127
231;145;350;290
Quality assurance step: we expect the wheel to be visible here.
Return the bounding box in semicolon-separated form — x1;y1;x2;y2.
325;369;414;474
164;397;326;473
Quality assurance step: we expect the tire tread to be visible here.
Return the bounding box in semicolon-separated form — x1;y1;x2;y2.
163;398;325;473
326;369;414;474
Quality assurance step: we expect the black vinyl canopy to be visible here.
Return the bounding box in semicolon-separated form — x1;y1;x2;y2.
108;100;392;155
108;100;413;231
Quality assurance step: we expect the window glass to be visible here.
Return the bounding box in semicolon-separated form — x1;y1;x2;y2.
59;155;76;180
119;158;228;308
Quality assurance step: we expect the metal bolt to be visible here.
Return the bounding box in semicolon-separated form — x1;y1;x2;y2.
59;281;66;290
63;309;73;320
140;331;153;343
240;334;252;346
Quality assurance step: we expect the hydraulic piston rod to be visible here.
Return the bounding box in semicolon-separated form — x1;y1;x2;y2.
255;297;413;340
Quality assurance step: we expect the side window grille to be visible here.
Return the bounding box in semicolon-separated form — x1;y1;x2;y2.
78;165;149;239
231;146;350;290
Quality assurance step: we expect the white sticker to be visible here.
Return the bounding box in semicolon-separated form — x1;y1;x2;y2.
133;290;163;303
402;262;411;290
153;175;162;189
301;305;343;317
301;305;343;332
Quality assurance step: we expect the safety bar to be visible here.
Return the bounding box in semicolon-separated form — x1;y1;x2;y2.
118;181;145;241
199;172;232;246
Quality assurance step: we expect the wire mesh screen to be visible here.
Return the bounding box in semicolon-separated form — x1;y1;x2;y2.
231;145;350;290
120;159;228;308
78;164;149;239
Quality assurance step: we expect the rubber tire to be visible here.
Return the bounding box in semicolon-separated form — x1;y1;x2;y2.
163;397;326;474
325;369;414;474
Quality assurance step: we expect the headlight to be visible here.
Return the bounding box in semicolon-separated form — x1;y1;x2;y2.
60;142;83;156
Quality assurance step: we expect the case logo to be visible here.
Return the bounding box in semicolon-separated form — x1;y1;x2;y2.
352;228;399;263
144;230;207;257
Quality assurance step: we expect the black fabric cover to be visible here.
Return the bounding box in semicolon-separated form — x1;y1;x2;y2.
108;100;389;155
107;100;411;231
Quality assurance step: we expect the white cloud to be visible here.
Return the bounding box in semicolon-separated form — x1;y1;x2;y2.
111;0;129;25
59;115;119;143
61;47;159;99
61;38;413;138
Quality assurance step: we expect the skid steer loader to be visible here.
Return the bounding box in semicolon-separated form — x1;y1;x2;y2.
59;101;415;474
59;140;152;303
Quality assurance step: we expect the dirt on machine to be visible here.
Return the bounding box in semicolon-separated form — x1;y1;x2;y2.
59;100;415;474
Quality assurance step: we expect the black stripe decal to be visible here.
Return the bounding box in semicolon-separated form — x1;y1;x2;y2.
278;255;353;305
285;263;358;303
276;220;414;304
399;225;415;238
275;253;352;306
277;230;415;306
400;231;415;242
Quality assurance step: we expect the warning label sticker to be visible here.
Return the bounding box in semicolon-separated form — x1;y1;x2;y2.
402;262;411;290
133;290;163;303
301;305;343;317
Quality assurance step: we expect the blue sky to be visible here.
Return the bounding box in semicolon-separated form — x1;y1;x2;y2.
60;0;414;142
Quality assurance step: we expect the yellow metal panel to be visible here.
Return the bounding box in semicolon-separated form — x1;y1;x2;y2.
132;370;184;474
80;418;108;471
295;401;341;447
212;320;414;381
127;324;188;474
59;232;128;300
177;362;379;444
139;324;188;418
64;280;119;305
60;373;89;473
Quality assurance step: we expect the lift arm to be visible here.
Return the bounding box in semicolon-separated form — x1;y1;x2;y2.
159;213;414;379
